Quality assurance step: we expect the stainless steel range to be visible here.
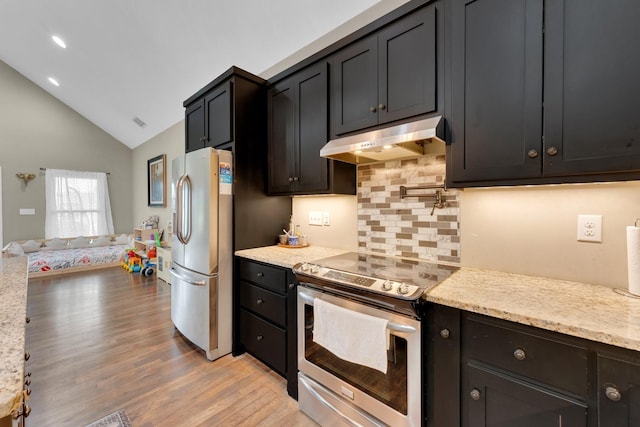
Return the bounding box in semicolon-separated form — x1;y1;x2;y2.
293;252;458;427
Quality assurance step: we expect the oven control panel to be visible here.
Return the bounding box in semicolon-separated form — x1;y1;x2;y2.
295;263;420;298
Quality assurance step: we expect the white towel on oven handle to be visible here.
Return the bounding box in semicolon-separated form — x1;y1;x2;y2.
313;297;389;374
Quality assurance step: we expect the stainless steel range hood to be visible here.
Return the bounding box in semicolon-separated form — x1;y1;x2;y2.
320;116;445;164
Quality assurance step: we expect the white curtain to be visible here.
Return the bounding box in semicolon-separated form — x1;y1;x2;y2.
45;169;114;239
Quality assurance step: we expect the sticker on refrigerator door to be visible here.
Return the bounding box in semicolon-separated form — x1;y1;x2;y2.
219;162;232;194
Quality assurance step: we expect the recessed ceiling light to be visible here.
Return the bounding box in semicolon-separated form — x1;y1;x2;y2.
48;77;60;87
51;35;66;49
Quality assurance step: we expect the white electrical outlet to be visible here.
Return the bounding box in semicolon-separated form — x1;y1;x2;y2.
308;211;323;226
577;214;602;243
323;211;331;226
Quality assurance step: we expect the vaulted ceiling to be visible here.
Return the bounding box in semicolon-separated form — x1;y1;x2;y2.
0;0;396;149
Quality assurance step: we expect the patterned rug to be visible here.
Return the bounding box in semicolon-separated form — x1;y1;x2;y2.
85;409;132;427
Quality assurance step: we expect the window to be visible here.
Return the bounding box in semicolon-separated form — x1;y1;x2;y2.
45;169;114;239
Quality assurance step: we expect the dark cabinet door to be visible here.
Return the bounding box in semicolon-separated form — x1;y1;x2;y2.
204;80;233;148
378;4;437;125
597;355;640;427
449;0;543;183
295;63;330;193
331;4;438;137
268;62;343;195
330;35;378;136
464;363;588;427
267;80;296;194
185;99;206;152
544;0;640;176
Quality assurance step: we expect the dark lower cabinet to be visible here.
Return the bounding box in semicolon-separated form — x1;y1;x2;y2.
234;257;298;398
465;363;587;427
428;304;640;427
597;354;640;426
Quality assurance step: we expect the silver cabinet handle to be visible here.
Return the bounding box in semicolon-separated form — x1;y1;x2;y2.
470;389;481;401
256;335;263;342
256;298;264;305
528;149;539;158
513;348;526;361
370;106;377;113
378;104;386;110
546;146;558;156
440;328;450;339
605;386;622;402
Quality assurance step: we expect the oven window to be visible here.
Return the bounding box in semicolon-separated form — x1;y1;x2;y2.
304;305;408;414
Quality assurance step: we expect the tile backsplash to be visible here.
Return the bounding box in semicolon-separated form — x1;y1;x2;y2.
357;155;460;263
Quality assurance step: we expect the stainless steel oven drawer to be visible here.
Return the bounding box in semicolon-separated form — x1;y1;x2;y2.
239;281;286;328
240;308;286;374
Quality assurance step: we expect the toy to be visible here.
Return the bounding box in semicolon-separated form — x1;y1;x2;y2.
141;258;157;276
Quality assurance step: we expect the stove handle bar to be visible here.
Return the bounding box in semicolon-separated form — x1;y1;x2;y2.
298;289;417;335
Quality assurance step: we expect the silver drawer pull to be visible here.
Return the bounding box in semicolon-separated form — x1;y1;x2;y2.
513;348;526;361
605;386;622;402
440;328;450;339
256;335;264;342
470;389;481;401
256;298;264;305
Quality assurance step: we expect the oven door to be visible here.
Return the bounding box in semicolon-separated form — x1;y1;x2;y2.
297;286;422;427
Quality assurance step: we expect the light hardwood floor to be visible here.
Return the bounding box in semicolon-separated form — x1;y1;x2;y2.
25;267;318;427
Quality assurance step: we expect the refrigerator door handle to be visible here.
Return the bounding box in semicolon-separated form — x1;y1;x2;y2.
175;174;185;244
182;175;192;244
170;268;215;286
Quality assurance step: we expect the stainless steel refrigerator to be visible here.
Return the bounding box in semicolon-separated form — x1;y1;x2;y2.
170;147;233;361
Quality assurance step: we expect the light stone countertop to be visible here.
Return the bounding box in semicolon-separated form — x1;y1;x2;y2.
426;267;640;353
235;245;350;269
0;256;28;418
236;246;640;353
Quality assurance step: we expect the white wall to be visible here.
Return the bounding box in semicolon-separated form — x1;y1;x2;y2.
460;181;640;289
259;0;412;79
291;195;358;251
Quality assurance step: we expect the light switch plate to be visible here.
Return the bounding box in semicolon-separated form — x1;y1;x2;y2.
308;211;322;226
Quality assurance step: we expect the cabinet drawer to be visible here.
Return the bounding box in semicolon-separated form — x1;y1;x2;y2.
463;315;589;396
238;259;287;293
239;281;286;327
240;309;286;375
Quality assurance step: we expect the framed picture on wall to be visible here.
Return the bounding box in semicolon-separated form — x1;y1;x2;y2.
147;154;166;207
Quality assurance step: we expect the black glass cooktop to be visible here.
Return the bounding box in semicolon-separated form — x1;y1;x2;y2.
310;252;459;291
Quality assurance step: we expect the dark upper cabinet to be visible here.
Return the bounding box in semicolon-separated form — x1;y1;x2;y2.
330;4;437;136
184;80;233;152
448;0;543;183
543;1;640;176
597;354;640;427
448;0;640;186
268;62;356;195
185;99;206;152
183;67;291;250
